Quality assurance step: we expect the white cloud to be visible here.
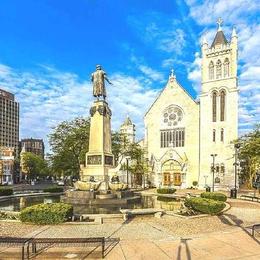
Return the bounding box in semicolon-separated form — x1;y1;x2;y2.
128;13;186;56
138;65;164;82
0;65;159;152
185;0;260;26
187;52;201;93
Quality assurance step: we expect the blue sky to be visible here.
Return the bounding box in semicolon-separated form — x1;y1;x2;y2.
0;0;259;152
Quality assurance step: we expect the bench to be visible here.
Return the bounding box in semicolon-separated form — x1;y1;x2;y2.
240;195;260;202
0;237;31;260
252;224;260;237
120;208;165;220
29;237;105;258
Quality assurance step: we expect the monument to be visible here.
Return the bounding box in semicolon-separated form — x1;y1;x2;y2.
80;65;114;187
62;65;138;207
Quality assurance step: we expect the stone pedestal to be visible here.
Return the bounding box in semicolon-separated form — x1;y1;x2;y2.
81;100;114;184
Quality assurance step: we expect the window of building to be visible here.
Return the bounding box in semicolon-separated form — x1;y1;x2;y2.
221;128;224;142
213;129;216;142
220;90;226;121
160;128;185;148
163;106;183;127
224;58;229;77
209;61;214;80
216;60;222;79
212;91;217;122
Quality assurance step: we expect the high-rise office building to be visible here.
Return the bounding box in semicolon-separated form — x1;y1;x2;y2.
20;138;45;158
0;89;19;155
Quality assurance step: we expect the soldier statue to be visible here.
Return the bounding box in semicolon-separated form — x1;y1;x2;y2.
91;65;112;100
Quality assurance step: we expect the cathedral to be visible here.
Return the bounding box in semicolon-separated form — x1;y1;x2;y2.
122;21;239;190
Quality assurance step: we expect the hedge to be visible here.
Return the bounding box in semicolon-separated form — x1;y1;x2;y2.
184;197;225;215
0;187;13;196
20;203;73;224
157;196;178;202
200;192;227;202
43;187;64;193
157;188;176;194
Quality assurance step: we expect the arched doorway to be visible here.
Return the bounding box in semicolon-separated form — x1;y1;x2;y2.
161;160;182;186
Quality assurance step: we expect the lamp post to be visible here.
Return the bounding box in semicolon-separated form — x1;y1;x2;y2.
233;143;241;198
210;154;217;192
125;156;131;187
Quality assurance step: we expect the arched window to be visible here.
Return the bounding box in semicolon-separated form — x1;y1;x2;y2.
209;61;214;80
220;90;226;121
224;58;229;77
216;60;222;79
221;128;224;142
213;129;216;142
212;91;217;122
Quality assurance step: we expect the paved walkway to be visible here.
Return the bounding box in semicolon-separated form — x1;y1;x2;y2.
1;199;260;259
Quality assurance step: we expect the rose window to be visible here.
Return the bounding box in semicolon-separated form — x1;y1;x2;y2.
163;107;183;126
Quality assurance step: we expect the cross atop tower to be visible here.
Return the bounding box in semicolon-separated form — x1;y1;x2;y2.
170;68;174;77
217;17;223;31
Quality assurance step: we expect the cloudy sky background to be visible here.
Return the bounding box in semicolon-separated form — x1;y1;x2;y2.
0;0;259;152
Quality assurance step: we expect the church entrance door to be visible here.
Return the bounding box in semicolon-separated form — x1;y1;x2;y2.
162;159;182;186
173;172;181;186
163;172;171;186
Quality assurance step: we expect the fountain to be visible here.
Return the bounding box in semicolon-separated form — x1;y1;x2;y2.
61;65;140;207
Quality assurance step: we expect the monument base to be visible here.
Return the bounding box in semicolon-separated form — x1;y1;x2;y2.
61;190;139;205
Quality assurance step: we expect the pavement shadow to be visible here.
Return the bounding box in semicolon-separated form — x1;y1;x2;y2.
103;238;120;257
107;215;134;238
218;213;260;245
177;238;192;260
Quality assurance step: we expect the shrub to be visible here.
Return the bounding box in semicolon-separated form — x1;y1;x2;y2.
200;192;227;202
184;197;225;215
43;187;64;193
157;196;179;202
157;188;176;194
0;187;13;196
20;203;73;224
192;181;198;187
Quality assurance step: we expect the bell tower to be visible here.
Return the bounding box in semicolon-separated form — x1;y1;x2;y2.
199;19;239;189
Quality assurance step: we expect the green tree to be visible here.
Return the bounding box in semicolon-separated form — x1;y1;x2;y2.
111;132;148;186
22;152;48;179
237;124;260;188
111;131;130;165
48;117;90;177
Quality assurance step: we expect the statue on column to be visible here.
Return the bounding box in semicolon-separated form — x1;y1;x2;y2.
91;65;112;100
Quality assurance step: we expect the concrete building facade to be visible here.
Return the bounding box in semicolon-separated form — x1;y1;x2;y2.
0;89;19;156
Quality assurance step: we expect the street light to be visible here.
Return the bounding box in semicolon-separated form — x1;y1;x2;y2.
210;154;217;192
125;156;131;188
233;143;241;198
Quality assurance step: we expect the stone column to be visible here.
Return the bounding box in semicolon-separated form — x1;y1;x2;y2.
81;100;114;184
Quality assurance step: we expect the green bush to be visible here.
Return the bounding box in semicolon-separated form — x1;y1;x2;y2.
200;192;227;202
43;187;64;193
20;203;73;224
192;181;198;186
0;187;13;196
157;188;176;194
184;197;225;215
157;196;179;202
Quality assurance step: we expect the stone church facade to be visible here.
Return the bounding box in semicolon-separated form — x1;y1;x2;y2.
144;23;238;190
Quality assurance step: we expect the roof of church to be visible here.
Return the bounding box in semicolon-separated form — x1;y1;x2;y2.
211;30;228;48
144;75;198;118
122;116;133;126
